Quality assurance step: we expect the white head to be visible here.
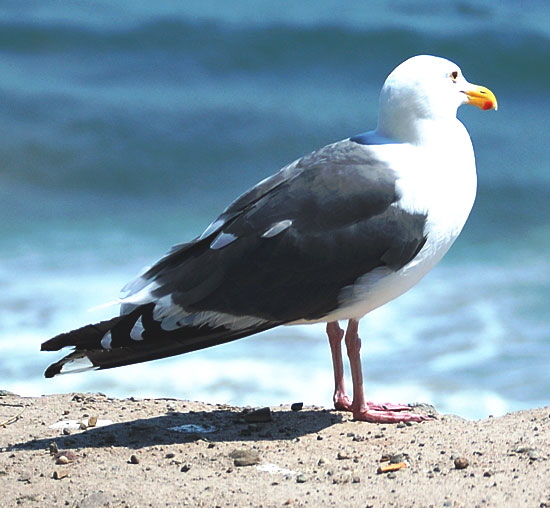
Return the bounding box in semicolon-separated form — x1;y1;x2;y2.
376;55;497;144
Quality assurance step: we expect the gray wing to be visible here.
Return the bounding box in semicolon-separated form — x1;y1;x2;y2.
42;139;428;376
132;139;427;323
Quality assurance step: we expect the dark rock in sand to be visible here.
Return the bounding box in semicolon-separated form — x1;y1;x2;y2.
244;407;272;423
53;470;69;480
454;457;469;469
296;474;307;483
230;449;261;467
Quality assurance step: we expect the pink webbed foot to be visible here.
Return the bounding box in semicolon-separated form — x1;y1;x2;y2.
365;401;412;412
334;399;410;413
340;319;434;424
352;406;434;424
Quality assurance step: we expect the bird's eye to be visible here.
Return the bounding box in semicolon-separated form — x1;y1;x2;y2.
450;70;459;82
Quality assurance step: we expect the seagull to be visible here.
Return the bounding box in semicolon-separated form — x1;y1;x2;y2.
42;55;497;423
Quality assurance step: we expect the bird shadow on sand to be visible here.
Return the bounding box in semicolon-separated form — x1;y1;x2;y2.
7;407;344;452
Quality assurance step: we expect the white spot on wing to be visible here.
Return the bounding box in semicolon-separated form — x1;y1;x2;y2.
153;295;186;330
261;219;293;238
199;219;225;240
100;331;112;350
130;316;145;341
210;232;237;250
58;355;98;375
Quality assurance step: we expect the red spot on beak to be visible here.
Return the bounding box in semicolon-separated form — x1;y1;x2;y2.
483;101;494;111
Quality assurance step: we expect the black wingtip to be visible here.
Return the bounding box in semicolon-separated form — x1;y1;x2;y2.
44;364;61;378
41;316;123;352
43;355;68;377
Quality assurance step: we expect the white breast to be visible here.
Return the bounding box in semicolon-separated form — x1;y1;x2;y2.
319;122;477;322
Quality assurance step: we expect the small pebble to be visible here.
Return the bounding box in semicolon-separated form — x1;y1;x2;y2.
528;449;540;460
53;470;69;480
61;451;77;461
229;449;261;467
296;474;307;483
291;402;303;412
18;471;32;483
49;443;59;455
454;457;469;470
129;454;139;464
56;455;70;465
87;415;98;428
389;454;406;464
165;452;176;459
180;464;191;473
62;428;71;436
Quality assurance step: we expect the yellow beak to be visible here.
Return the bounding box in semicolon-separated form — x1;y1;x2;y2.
463;84;498;111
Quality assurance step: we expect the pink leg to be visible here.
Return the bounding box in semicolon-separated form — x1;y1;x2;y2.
326;321;410;413
326;321;353;411
344;319;431;423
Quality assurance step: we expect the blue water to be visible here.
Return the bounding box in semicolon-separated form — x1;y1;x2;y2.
1;0;549;419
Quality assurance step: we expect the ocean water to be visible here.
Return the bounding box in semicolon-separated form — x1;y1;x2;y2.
1;0;549;419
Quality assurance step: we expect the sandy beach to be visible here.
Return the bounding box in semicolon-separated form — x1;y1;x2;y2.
1;391;548;507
